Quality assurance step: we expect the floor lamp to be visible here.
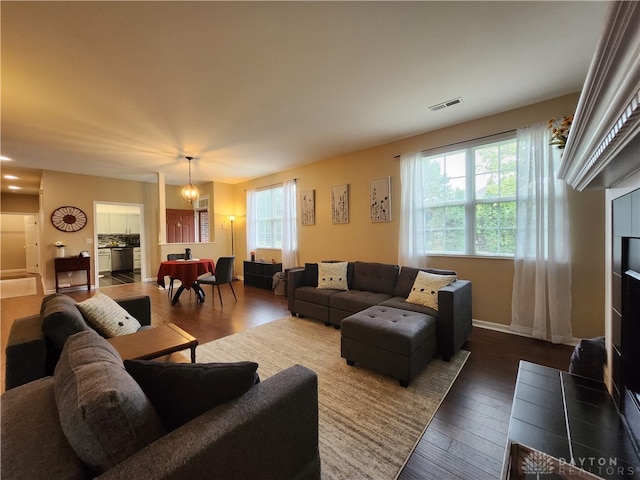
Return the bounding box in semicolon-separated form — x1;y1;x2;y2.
228;216;236;279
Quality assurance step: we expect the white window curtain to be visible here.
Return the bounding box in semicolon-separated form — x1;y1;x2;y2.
398;151;428;268
246;189;257;258
511;122;573;344
281;179;298;269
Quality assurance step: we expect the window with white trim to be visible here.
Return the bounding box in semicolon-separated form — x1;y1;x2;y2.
194;196;210;243
255;185;283;248
422;134;517;256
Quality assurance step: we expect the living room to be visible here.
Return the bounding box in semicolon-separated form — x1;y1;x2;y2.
2;1;640;479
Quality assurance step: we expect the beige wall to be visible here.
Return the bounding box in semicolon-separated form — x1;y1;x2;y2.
39;171;232;292
2;93;606;339
1;214;28;271
233;93;606;340
0;193;39;214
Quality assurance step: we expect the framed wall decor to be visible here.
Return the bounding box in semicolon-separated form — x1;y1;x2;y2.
51;206;88;232
370;177;391;222
331;184;349;224
301;190;315;226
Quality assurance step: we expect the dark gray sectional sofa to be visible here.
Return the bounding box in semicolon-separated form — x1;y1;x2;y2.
287;261;472;361
3;294;321;479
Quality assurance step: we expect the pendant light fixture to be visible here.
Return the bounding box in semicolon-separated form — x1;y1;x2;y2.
181;156;200;204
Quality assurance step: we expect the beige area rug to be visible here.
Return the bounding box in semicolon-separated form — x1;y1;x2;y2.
0;277;37;299
195;316;469;480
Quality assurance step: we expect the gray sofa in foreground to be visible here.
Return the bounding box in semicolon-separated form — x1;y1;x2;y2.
1;328;321;480
5;293;151;390
288;261;472;362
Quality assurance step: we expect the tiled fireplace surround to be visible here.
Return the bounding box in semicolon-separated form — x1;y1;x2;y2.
611;187;640;449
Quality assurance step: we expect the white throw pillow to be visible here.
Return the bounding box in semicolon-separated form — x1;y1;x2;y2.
317;262;349;290
76;292;141;337
405;271;457;310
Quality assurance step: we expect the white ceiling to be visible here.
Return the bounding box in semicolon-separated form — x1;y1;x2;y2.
1;1;609;194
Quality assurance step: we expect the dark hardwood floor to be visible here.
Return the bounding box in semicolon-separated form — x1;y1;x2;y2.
1;279;575;479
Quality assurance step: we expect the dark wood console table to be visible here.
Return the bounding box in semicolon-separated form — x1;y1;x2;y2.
502;361;640;479
54;256;91;292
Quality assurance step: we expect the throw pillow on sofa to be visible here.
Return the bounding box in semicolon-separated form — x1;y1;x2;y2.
53;330;166;473
406;271;457;310
317;261;348;290
124;360;260;431
76;292;141;337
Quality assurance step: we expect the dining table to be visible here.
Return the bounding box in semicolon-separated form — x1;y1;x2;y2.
157;258;215;305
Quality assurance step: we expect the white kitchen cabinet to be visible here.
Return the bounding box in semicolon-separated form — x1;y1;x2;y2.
108;213;140;234
126;214;141;234
133;247;141;270
109;213;127;234
96;213;109;234
98;249;112;272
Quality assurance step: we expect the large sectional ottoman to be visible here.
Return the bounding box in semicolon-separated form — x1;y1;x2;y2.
287;261;472;363
341;305;438;386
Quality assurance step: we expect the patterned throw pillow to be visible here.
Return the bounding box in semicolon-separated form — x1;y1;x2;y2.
405;271;457;310
317;261;349;290
76;292;141;337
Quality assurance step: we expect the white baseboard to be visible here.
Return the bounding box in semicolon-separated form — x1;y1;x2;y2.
472;319;580;346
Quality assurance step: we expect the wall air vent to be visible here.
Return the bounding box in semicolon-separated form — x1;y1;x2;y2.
429;97;463;112
195;197;209;209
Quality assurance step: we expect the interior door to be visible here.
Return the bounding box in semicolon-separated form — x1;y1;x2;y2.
166;209;195;243
24;215;39;274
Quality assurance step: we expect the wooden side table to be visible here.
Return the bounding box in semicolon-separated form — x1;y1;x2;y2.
54;256;91;292
107;323;198;363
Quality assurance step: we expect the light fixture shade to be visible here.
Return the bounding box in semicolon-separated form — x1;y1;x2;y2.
181;184;200;204
181;156;200;204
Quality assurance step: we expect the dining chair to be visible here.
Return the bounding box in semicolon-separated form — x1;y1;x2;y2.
166;253;185;298
197;256;237;307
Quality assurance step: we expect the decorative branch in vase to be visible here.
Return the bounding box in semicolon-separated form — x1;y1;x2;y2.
548;114;574;151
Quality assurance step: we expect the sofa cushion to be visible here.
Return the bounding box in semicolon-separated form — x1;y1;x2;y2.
379;296;439;318
351;261;399;295
317;261;348;290
76;292;141;337
124;360;260;431
295;285;340;307
330;289;393;313
1;377;86;480
394;266;458;298
302;263;319;287
54;330;165;473
41;294;90;352
406;271;457;310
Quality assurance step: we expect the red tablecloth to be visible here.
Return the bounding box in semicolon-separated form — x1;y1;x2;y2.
157;259;215;290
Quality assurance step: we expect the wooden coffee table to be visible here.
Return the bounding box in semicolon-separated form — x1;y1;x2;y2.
107;323;198;363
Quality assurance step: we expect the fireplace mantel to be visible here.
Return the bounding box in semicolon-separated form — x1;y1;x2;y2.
558;1;640;191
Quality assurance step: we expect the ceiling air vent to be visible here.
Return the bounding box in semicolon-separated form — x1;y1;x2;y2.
429;97;463;112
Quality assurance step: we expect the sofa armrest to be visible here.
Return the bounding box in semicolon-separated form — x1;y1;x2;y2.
437;280;472;362
99;364;321;480
116;296;152;326
5;315;48;390
287;268;306;313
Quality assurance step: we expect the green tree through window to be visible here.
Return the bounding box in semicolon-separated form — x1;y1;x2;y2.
422;135;517;256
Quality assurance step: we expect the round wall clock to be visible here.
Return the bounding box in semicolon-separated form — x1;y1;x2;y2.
51;206;87;232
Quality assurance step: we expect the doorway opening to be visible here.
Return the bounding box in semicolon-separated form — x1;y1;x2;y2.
94;202;144;287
